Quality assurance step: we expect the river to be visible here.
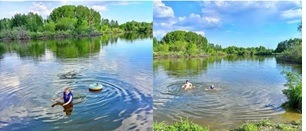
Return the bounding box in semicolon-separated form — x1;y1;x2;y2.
153;56;301;130
0;33;153;131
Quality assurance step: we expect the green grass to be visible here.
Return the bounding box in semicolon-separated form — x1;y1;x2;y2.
231;119;302;131
154;118;209;131
281;71;302;112
154;119;301;131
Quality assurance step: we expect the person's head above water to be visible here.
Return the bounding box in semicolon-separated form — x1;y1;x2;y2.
65;87;71;94
210;85;214;89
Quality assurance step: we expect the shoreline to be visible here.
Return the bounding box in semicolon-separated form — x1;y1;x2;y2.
154;119;302;131
153;53;274;59
0;31;152;42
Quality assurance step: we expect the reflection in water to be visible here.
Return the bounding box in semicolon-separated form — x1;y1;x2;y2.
153;56;301;130
0;32;151;59
0;33;152;131
154;56;301;77
51;102;74;116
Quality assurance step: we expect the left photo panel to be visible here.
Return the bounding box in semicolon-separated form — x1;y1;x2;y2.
0;1;153;131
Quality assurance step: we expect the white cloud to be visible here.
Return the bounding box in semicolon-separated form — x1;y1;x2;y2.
153;30;167;38
194;31;205;36
30;2;51;18
176;13;221;28
178;16;186;21
112;1;140;6
92;5;107;12
286;19;301;24
204;17;220;24
281;9;302;19
153;0;174;18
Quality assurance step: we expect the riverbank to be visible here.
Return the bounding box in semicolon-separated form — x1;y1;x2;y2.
0;29;151;42
153;51;275;59
153;52;211;59
154;119;302;131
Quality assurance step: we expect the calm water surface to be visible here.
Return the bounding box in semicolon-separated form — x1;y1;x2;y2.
0;34;152;131
153;56;301;130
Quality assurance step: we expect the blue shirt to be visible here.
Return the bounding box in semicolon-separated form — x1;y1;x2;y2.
63;92;73;103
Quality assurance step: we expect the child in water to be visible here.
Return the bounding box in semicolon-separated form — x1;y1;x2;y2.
210;85;215;90
182;80;193;90
52;87;74;116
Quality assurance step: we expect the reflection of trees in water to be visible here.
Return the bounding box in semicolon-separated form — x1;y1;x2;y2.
0;33;150;59
154;55;301;77
46;38;101;58
225;55;269;62
275;57;302;74
0;43;5;59
0;41;45;59
153;58;218;77
119;32;152;42
100;32;151;44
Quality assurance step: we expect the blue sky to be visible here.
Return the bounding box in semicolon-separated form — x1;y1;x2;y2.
0;1;152;24
153;0;302;49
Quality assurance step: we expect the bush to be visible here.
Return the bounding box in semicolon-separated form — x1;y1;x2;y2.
0;29;13;40
282;71;302;111
279;44;302;64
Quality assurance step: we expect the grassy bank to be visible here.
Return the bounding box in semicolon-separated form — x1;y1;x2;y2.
154;119;301;131
281;71;302;112
154;118;209;131
231;119;301;131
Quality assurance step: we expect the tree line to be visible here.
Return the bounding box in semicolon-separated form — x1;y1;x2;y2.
153;30;274;57
153;27;301;64
0;5;152;41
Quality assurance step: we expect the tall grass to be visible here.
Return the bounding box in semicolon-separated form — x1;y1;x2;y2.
281;71;302;112
154;118;209;131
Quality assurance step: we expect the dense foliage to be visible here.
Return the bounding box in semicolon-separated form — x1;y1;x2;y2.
281;71;302;111
0;5;152;41
275;38;302;53
153;30;273;57
274;24;302;64
274;38;302;64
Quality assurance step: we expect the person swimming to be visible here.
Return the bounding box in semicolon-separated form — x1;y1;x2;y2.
210;85;215;90
182;80;193;90
52;87;74;116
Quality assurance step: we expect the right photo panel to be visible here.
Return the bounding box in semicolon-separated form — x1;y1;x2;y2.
153;0;302;130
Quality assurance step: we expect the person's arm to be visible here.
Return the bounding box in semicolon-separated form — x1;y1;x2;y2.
53;97;62;102
63;95;72;106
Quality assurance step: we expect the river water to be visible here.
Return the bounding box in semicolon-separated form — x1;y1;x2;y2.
0;34;153;131
153;56;301;130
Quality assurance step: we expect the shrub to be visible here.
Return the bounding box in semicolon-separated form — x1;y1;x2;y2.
282;71;302;111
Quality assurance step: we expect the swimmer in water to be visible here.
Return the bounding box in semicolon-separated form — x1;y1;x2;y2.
205;84;219;91
182;80;193;90
52;87;74;116
210;85;215;90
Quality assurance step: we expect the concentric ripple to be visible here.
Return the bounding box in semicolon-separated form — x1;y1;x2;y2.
0;38;152;131
154;57;301;130
0;72;152;131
